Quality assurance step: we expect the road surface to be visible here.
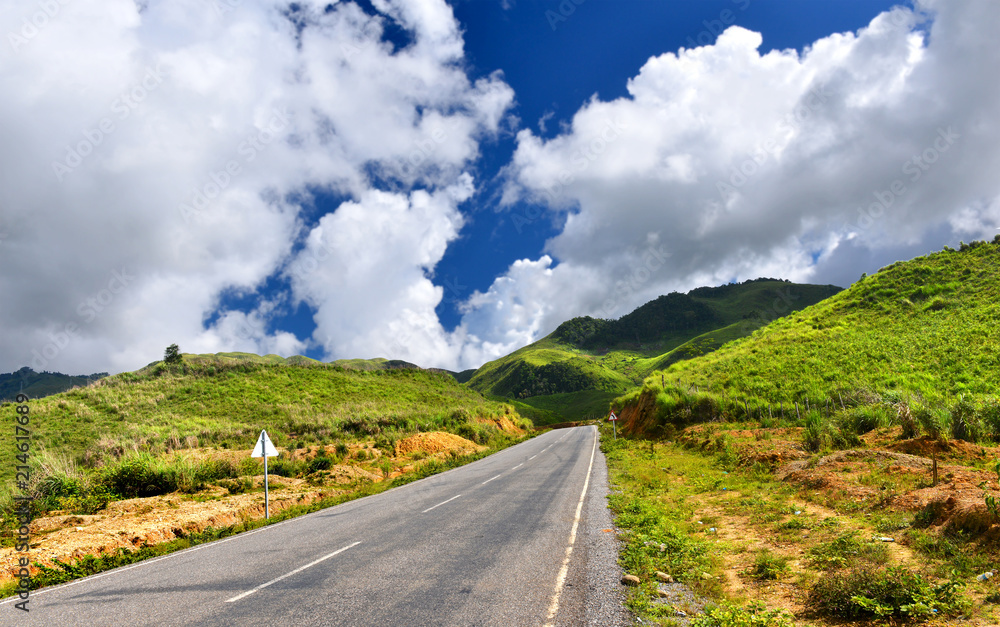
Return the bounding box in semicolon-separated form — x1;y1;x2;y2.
4;426;630;626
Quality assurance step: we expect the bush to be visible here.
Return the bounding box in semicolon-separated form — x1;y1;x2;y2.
690;601;795;627
217;477;253;495
842;405;894;436
456;422;498;445
807;566;967;619
100;454;175;498
749;550;789;580
951;397;984;443
803;413;859;453
898;402;919;439
808;531;888;569
374;434;395;455
980;400;1000;442
308;455;333;473
267;458;300;478
915;407;950;441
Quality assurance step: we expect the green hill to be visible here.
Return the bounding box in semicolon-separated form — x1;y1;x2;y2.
615;238;1000;439
467;279;842;423
0;353;525;486
0;367;107;402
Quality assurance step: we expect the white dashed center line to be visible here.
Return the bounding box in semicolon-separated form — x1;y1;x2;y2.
421;494;462;513
226;541;361;603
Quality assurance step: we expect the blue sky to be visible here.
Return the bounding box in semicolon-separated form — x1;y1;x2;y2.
3;0;999;375
434;0;901;331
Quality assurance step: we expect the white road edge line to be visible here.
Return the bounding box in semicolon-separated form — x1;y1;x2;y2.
481;474;503;485
226;541;361;603
421;494;461;513
543;426;597;627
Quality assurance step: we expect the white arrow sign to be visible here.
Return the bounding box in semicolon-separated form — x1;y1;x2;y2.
251;429;279;519
251;429;278;458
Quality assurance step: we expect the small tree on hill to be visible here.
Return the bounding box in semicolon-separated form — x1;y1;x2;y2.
164;344;182;365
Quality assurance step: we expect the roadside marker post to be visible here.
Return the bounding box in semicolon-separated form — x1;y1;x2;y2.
251;430;279;519
608;411;618;440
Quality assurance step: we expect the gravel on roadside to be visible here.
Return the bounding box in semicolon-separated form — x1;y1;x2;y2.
583;442;637;626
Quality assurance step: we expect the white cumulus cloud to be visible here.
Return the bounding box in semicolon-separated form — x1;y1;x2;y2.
476;0;1000;350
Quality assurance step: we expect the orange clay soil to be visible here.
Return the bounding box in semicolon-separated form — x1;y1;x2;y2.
0;430;486;583
665;425;1000;625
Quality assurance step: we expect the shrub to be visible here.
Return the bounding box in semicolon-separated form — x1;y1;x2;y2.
449;408;473;425
217;477;253;495
951;397;984;443
808;531;888;569
842;405;894;436
308;455;333;473
979;400;1000;442
335;442;350;457
267;458;300;477
374;434;395;455
690;601;795;627
807;566;967;619
898;402;919;439
803;413;859;453
915;407;950;441
749;550;790;580
99;454;176;498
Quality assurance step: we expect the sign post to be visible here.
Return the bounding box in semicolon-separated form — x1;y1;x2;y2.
608;411;618;440
251;429;279;519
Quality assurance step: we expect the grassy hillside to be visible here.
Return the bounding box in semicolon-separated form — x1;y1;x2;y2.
467;279;841;423
615;239;1000;441
0;354;524;487
0;367;107;402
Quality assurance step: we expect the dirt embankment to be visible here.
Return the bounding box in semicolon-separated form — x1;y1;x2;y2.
777;445;1000;542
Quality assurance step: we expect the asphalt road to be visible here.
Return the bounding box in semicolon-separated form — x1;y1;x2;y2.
4;426;629;626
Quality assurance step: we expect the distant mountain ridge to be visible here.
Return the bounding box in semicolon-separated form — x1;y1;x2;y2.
0;367;107;402
466;278;842;423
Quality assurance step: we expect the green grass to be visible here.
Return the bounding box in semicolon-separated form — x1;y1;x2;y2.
466;280;842;408
0;355;526;496
640;240;1000;406
511;390;618;425
602;423;991;625
614;240;1000;447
